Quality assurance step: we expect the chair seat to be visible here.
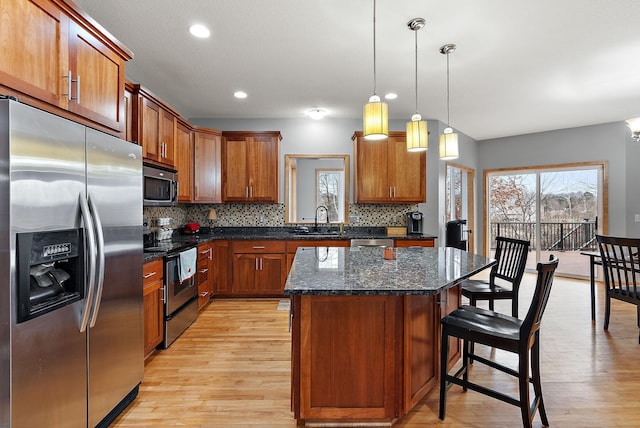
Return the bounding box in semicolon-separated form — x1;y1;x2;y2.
462;279;512;296
441;305;523;352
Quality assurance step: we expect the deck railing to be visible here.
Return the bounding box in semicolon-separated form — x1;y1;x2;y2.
489;219;598;251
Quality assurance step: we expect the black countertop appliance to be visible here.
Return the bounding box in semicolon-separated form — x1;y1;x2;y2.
407;211;424;235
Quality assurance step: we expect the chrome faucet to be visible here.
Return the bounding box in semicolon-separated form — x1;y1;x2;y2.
315;205;329;229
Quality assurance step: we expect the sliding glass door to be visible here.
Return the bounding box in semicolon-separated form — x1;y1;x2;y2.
486;162;605;277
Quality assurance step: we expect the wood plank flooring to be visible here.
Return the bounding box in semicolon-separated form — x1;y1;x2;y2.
113;275;640;427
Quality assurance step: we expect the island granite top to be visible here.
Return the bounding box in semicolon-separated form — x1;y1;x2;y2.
284;246;496;296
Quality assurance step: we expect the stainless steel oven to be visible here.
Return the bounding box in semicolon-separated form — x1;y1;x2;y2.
162;247;198;348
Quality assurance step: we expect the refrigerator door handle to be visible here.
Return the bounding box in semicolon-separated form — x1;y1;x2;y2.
78;194;97;332
88;194;106;328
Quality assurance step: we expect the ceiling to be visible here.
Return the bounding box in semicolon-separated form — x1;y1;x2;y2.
74;0;640;141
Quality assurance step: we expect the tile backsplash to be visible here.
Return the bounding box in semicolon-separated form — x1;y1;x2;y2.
144;203;421;231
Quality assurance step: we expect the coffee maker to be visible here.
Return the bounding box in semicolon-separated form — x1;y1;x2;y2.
407;211;424;235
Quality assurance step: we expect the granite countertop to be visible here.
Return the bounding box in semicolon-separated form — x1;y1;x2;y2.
284;246;495;296
143;226;437;262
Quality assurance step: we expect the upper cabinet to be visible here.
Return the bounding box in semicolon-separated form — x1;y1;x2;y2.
174;119;194;202
193;127;222;203
0;0;132;136
222;131;281;203
131;84;178;169
353;131;426;203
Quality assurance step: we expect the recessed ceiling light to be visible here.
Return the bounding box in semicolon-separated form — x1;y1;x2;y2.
306;109;327;120
385;93;398;100
189;24;210;38
234;91;248;99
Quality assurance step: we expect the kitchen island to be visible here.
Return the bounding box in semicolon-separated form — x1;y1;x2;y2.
285;246;495;426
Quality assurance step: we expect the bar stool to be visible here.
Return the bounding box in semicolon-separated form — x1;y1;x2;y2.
439;255;559;428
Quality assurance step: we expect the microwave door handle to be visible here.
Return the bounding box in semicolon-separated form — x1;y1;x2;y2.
87;194;105;328
173;180;179;203
78;194;96;332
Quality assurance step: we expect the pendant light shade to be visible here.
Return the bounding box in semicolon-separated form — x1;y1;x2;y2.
406;18;428;151
363;95;389;140
407;114;428;151
439;127;459;160
439;44;459;160
363;0;389;140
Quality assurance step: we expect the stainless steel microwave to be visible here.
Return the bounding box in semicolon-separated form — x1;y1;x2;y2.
143;163;178;206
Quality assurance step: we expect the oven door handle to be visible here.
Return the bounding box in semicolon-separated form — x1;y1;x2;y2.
88;194;105;328
78;194;96;332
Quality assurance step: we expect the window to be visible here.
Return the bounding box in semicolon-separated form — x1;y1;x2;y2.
486;162;606;277
316;169;344;222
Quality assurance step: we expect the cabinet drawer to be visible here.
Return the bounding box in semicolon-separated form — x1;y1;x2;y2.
394;239;435;248
198;244;213;260
232;240;285;253
143;259;163;283
198;258;209;283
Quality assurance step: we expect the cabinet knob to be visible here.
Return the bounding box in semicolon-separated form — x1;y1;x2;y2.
143;271;157;279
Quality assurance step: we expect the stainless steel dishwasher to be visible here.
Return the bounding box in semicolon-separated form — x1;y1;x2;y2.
350;238;394;247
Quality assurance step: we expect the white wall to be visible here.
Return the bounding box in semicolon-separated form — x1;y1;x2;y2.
476;121;631;253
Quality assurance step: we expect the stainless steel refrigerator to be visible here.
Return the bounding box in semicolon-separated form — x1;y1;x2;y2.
0;99;144;427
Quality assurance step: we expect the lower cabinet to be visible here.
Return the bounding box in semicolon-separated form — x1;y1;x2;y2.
231;241;287;296
213;240;231;295
197;242;214;309
143;259;164;357
291;288;461;424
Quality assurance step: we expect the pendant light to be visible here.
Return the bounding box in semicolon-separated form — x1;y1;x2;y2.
363;0;388;140
439;43;459;160
406;18;428;152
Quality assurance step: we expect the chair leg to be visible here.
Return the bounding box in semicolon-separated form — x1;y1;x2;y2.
604;294;611;331
518;349;533;428
462;339;469;390
512;295;519;318
489;298;495;312
439;326;450;420
531;337;549;427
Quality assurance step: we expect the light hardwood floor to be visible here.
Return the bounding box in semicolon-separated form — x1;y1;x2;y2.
113;275;640;427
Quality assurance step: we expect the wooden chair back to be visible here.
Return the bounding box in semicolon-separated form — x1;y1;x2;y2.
490;236;530;287
521;255;559;338
596;235;640;303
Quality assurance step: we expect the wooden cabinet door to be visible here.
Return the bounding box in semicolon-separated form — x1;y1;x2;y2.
256;253;287;295
143;259;164;356
194;129;222;202
232;253;259;294
222;137;249;201
0;0;70;108
160;108;176;166
403;295;439;413
175;121;193;202
355;138;390;202
388;135;425;202
248;135;278;202
139;96;160;161
68;21;125;132
214;241;231;294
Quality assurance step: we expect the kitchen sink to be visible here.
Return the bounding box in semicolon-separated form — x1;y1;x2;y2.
292;231;341;237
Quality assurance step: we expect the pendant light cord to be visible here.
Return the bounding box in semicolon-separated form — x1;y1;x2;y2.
414;29;418;114
446;50;450;126
372;0;377;95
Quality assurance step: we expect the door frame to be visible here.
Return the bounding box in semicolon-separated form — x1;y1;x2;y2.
445;162;475;253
